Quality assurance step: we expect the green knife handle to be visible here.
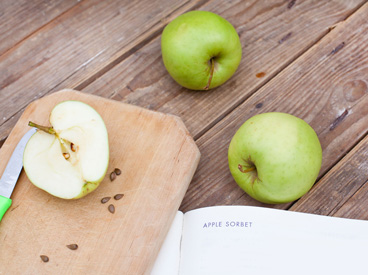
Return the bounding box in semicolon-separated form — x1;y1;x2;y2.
0;196;12;222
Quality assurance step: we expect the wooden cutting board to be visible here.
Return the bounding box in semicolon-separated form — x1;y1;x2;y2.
0;90;200;274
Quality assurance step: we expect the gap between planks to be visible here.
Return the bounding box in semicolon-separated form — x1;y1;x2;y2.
0;1;366;151
0;0;366;149
0;0;210;147
188;0;368;141
284;1;368;214
289;133;368;218
74;0;211;91
179;1;368;212
0;0;84;58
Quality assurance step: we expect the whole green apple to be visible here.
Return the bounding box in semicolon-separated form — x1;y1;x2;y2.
228;112;322;204
161;10;242;90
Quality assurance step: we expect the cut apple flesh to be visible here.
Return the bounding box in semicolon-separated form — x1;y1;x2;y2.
23;101;109;199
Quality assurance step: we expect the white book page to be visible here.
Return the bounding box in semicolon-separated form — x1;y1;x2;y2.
151;211;183;275
179;206;368;275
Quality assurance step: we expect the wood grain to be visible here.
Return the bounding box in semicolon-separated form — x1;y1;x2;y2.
0;90;200;274
290;134;368;218
0;0;80;56
0;0;368;272
82;0;365;139
333;177;368;219
0;0;207;144
179;2;368;212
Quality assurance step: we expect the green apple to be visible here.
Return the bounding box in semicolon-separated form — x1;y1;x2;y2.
228;112;322;204
161;10;242;90
23;101;109;199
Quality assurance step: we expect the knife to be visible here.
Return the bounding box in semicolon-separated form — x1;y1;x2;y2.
0;128;36;222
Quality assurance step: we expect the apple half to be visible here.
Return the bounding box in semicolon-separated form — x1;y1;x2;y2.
23;101;109;199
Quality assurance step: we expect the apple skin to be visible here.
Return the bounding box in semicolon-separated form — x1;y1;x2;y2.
228;112;322;204
161;11;242;90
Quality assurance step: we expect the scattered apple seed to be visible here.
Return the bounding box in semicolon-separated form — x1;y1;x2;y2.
110;171;116;181
40;255;49;262
114;168;121;175
66;244;78;250
101;197;111;204
114;194;124;200
108;204;115;214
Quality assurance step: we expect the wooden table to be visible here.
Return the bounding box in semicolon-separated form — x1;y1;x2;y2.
1;0;368;221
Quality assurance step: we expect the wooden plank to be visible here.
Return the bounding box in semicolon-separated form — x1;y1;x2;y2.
0;0;206;143
81;0;365;139
0;0;80;56
333;178;368;220
1;1;363;146
290;134;368;218
178;2;368;212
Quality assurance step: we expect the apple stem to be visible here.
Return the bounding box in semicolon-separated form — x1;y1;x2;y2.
28;121;74;162
204;58;215;90
238;164;256;174
28;121;56;135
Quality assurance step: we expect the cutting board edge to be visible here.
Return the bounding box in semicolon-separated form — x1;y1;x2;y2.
1;89;201;167
26;88;200;153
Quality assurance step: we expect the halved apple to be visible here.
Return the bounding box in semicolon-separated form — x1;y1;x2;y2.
23;101;109;199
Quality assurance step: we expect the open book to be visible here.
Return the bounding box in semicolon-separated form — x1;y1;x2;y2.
151;206;368;275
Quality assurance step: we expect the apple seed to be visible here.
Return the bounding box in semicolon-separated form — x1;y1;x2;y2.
108;204;115;214
66;244;78;250
110;171;116;181
70;143;77;152
101;197;111;204
114;168;121;175
114;194;124;200
40;255;49;262
63;153;70;160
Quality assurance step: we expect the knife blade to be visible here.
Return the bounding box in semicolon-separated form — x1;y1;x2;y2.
0;128;36;222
